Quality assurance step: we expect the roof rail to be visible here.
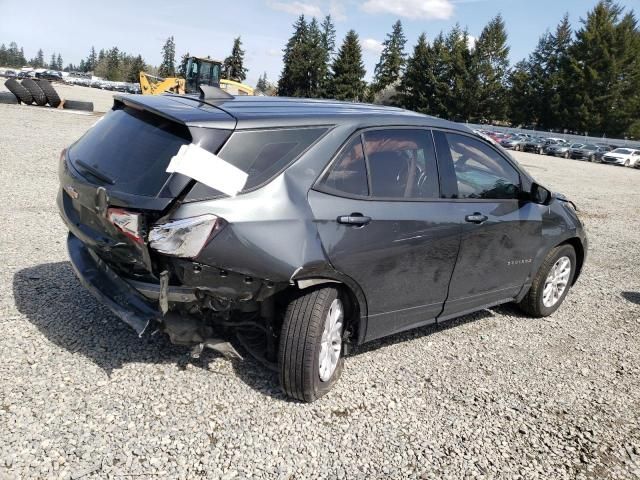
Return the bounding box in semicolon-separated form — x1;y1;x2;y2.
199;85;234;101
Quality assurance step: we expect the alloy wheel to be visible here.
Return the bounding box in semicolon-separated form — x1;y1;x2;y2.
319;298;343;382
542;256;572;308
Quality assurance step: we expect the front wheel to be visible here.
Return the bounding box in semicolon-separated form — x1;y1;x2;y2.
564;152;570;159
279;287;345;402
518;244;576;317
624;159;630;167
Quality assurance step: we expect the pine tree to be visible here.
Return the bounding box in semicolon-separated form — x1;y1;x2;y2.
256;72;268;92
319;15;336;97
565;1;640;136
49;53;56;69
372;20;407;92
329;30;366;101
398;33;433;113
126;55;146;83
32;49;45;68
56;54;63;70
507;60;535;126
305;17;329;97
222;37;248;82
87;46;97;72
474;14;510;122
278;15;309;96
443;25;477;121
0;44;7;67
158;36;176;77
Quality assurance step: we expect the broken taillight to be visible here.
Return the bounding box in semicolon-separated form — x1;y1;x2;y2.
148;214;225;258
107;208;144;244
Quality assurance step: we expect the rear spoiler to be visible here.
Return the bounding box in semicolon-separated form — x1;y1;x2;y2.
113;94;236;129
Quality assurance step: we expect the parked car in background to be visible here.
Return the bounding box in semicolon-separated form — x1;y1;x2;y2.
500;135;527;151
570;144;610;162
523;137;548;154
547;142;584;158
36;70;63;82
601;148;640;167
57;94;587;402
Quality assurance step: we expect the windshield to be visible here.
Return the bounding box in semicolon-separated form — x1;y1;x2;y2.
583;145;597;150
612;148;632;154
570;143;583;148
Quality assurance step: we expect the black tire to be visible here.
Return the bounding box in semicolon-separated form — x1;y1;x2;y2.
588;155;595;162
35;79;61;107
0;91;18;104
279;286;345;402
538;148;544;155
63;99;94;112
624;159;630;167
21;78;47;106
564;151;569;159
518;244;576;317
4;78;33;104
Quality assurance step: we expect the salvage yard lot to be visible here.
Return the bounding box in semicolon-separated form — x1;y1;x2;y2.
1;104;639;479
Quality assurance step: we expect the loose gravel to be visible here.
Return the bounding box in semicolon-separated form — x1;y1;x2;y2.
1;103;639;479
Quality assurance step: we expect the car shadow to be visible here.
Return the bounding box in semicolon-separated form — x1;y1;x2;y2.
13;261;515;402
621;291;640;305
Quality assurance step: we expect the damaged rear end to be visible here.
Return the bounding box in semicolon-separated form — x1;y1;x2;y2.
57;94;297;360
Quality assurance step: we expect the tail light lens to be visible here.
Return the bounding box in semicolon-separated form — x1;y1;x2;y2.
107;208;143;244
148;214;225;258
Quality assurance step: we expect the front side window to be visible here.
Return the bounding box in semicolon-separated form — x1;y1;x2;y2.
362;129;439;199
445;133;521;200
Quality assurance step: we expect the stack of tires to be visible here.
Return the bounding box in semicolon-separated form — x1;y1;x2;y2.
2;78;93;111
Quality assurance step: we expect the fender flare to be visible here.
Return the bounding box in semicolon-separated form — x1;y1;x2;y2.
290;267;369;345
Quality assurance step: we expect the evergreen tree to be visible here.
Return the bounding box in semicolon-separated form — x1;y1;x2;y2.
126;55;146;83
79;59;86;72
256;72;268;92
158;36;176;77
507;60;535;126
305;17;329;97
565;1;640;136
443;25;477;121
473;14;510;122
222;36;248;82
329;30;366;101
319;15;336;97
86;46;97;72
278;15;309;96
372;20;407;92
398;33;433;113
32;49;45;68
49;53;56;69
56;53;63;70
0;44;7;66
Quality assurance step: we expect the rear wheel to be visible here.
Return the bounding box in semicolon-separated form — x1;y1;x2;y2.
624;159;630;167
279;286;345;402
518;244;576;317
563;151;569;159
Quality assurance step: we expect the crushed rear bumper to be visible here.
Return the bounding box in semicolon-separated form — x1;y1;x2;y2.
67;233;159;335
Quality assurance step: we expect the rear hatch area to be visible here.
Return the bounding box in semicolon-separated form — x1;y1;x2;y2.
58;95;235;282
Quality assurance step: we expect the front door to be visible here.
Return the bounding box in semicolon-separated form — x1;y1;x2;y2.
433;131;544;320
308;128;461;341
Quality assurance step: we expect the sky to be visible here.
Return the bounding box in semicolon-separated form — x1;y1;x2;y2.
1;0;638;86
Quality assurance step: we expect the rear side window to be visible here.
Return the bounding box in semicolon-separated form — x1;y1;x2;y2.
363;129;438;199
321;136;368;196
69;106;191;197
219;127;328;190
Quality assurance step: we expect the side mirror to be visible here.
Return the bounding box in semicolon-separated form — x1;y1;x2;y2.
531;183;551;205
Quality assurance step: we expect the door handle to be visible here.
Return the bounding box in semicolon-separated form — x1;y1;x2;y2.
337;213;371;226
465;212;488;224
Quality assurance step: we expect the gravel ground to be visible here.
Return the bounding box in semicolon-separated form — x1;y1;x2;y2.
1;103;639;479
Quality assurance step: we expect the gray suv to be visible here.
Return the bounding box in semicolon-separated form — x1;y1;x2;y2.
58;91;588;402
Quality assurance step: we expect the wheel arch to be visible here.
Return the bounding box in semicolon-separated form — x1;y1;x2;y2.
289;271;369;346
559;237;585;285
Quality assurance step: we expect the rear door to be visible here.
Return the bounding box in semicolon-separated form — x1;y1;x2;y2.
433;130;544;320
308;128;461;341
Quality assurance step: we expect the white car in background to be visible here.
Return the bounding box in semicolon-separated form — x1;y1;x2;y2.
601;148;640;167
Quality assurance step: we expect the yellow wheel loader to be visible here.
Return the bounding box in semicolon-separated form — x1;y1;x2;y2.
139;56;254;96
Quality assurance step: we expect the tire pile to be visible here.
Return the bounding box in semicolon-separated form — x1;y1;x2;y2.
2;78;93;112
